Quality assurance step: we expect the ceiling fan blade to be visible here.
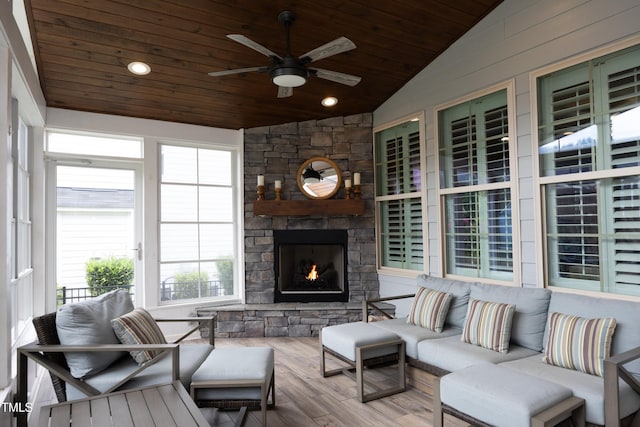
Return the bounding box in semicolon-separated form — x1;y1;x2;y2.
277;86;293;98
310;68;362;86
208;66;265;77
300;37;356;63
227;34;282;60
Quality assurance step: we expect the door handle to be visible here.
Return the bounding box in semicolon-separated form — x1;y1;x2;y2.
132;242;143;261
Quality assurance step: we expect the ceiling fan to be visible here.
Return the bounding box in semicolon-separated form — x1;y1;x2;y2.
208;11;361;98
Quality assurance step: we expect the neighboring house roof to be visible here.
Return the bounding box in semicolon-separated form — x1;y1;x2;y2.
57;187;134;209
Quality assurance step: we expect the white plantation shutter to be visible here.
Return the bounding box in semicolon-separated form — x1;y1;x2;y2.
539;43;640;296
376;121;423;271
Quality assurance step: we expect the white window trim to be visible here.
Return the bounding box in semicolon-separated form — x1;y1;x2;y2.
374;111;428;277
530;34;640;297
434;80;521;286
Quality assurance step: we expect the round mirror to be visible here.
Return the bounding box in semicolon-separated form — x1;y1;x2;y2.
297;157;342;199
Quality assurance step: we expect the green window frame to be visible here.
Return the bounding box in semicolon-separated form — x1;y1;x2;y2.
438;88;514;281
537;43;640;297
375;119;424;271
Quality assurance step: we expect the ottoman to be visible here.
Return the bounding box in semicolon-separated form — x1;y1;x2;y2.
320;321;406;402
433;363;585;427
190;347;274;426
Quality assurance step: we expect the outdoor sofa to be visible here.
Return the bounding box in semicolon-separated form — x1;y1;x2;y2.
364;274;640;426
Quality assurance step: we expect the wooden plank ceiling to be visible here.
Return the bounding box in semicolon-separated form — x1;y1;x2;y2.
25;0;502;130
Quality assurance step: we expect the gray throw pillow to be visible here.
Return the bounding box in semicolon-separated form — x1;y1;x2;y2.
56;289;134;378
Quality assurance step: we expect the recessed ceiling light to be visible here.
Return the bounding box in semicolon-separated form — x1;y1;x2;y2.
321;96;338;107
127;61;151;75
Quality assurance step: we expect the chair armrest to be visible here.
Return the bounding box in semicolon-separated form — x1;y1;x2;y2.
362;294;416;322
603;345;640;427
154;316;215;346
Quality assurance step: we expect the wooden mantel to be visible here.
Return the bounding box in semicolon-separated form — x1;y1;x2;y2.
253;199;365;216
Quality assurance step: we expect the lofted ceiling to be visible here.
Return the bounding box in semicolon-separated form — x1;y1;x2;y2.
24;0;502;130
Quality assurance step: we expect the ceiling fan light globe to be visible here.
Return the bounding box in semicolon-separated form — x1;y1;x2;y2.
272;73;306;87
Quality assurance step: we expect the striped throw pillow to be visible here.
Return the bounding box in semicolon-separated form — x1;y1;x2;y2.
406;288;453;332
111;307;167;365
543;312;617;377
461;298;515;353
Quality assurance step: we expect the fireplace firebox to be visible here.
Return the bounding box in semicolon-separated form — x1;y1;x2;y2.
274;230;348;303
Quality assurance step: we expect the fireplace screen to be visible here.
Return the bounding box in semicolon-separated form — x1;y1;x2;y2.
274;230;348;303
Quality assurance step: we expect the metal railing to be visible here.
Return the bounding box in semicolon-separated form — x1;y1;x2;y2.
57;285;134;306
160;279;230;301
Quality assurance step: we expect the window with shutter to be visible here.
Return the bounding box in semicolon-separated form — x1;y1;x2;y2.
538;43;640;297
375;119;424;271
439;89;514;281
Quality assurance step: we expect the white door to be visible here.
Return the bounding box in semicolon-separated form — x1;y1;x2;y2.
53;162;143;305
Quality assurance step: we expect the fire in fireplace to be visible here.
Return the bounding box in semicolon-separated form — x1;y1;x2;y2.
274;229;348;303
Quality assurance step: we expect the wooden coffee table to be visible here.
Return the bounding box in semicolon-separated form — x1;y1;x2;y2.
36;381;208;427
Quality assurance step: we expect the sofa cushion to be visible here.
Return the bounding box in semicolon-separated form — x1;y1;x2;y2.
440;362;573;427
369;318;461;359
501;354;640;425
461;298;515;353
545;292;640;377
417;334;538;372
543;312;616;377
416;275;472;329
470;283;551;351
56;289;134;378
66;343;214;401
406;287;452;332
111;307;167;365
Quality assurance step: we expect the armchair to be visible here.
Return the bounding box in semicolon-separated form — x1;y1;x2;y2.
15;310;214;427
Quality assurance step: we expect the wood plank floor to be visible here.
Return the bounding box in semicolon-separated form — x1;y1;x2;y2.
30;336;471;427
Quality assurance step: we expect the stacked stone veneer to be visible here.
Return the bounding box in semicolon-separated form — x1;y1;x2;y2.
200;113;380;338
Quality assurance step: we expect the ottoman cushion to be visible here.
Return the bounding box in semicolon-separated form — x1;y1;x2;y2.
440;362;573;427
322;321;400;361
191;347;274;401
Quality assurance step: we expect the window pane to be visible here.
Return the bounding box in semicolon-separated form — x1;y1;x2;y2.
375;120;421;196
199;149;232;185
545;177;640;295
439;90;509;188
200;224;234;259
161;185;197;222
378;198;423;270
444;189;513;280
160;224;198;261
161;145;197;183
48;132;142;158
199;187;233;222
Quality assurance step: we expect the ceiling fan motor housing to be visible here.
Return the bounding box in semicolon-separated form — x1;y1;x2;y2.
270;56;308;87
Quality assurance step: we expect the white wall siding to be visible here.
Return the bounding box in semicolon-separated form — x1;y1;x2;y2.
375;0;640;299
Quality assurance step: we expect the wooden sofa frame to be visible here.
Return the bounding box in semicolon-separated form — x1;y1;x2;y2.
363;294;640;427
14;311;215;427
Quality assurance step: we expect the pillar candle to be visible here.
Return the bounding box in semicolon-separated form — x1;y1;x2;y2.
275;180;282;189
257;175;264;186
353;172;361;185
345;179;352;188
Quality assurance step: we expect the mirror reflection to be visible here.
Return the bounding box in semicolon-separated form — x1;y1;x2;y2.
297;157;342;199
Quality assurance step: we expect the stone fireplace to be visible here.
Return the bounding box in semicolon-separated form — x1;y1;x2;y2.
197;113;381;338
274;229;348;303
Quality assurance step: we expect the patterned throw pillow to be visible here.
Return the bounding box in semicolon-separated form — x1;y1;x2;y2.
461;298;515;353
406;287;453;332
111;308;167;365
543;312;617;377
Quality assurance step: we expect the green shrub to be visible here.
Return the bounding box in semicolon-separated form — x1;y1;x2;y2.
85;256;134;297
174;271;210;299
